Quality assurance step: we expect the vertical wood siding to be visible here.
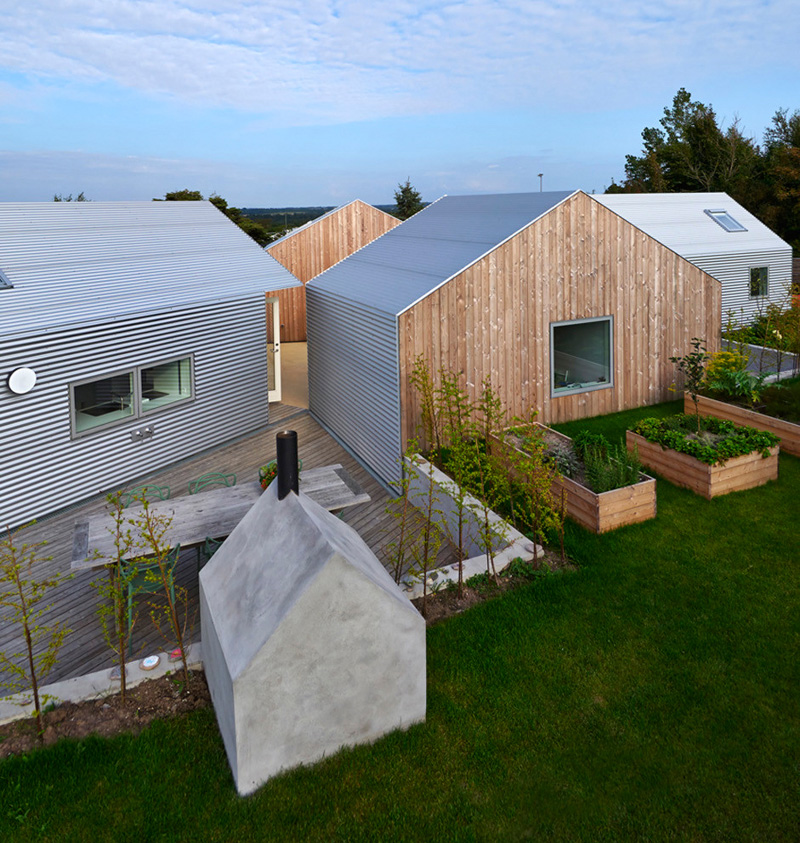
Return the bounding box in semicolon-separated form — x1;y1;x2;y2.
398;192;721;449
268;201;400;341
0;297;270;529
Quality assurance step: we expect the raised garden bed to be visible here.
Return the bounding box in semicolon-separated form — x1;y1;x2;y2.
493;424;657;534
686;394;800;458
627;416;779;500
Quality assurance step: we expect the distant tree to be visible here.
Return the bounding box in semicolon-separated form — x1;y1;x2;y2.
616;89;760;199
609;89;800;248
762;109;800;249
53;192;88;202
160;189;271;246
163;189;204;201
393;179;424;220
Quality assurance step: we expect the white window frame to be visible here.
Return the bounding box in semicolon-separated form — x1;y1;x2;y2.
69;355;194;439
749;266;769;298
704;208;747;233
550;316;614;398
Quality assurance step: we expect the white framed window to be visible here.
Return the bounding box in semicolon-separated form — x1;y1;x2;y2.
749;266;769;298
551;316;613;397
70;356;193;437
704;208;747;233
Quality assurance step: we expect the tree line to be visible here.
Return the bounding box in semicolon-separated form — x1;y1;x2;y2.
609;88;800;249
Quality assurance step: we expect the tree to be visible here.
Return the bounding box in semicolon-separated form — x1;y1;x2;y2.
615;89;761;200
393;179;424;220
53;192;88;202
160;189;271;246
762;109;800;249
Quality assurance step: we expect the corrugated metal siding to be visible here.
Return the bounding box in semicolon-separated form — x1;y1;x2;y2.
306;286;402;486
593;193;793;325
684;249;792;324
0;201;299;337
0;297;270;529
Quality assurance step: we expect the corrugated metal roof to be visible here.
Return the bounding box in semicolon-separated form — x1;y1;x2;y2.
307;191;576;316
0;201;300;337
593;192;790;258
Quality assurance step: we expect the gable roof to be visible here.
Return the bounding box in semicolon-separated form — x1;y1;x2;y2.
593;192;791;258
307;190;576;316
267;199;395;249
0;201;300;337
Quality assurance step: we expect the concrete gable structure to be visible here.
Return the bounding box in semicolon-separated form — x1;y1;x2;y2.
200;482;426;796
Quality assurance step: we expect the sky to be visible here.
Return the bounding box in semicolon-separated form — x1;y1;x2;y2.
1;0;798;208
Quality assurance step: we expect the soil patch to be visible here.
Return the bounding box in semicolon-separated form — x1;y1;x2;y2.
0;670;211;760
412;547;572;626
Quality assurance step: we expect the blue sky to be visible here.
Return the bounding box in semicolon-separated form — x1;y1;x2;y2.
1;0;798;207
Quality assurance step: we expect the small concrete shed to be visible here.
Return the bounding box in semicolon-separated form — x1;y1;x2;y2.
199;482;426;796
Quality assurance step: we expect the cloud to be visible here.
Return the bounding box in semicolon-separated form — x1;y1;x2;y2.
2;1;798;126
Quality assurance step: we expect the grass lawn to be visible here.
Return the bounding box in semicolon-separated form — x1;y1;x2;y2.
2;402;799;841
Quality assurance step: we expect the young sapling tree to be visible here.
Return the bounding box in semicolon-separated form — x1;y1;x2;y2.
0;526;72;742
670;337;710;432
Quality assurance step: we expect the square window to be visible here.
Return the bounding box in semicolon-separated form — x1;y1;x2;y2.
749;266;768;297
141;358;192;412
551;317;613;396
73;372;135;433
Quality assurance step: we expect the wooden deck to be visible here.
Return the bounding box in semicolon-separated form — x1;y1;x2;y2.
1;407;454;690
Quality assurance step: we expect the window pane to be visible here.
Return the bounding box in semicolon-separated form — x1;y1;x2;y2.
74;373;134;433
749;267;768;297
141;358;192;412
705;209;747;233
552;320;611;392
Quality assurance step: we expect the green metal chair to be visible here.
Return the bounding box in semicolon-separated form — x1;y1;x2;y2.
198;535;225;570
126;543;180;656
120;484;170;509
188;471;236;495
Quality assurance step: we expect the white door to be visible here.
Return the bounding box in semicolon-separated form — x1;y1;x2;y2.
266;296;281;403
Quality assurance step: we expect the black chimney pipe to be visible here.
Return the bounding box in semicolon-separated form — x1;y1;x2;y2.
276;430;299;500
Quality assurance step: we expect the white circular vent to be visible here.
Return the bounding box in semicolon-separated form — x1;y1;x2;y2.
8;367;37;395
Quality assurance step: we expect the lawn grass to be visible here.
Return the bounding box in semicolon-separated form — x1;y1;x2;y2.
2;402;799;841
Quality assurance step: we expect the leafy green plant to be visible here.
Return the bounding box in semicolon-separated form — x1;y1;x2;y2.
582;442;643;493
632;414;779;465
0;525;72;743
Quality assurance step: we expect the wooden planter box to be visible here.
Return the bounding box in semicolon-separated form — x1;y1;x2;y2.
626;430;779;500
492;425;657;534
684;394;800;458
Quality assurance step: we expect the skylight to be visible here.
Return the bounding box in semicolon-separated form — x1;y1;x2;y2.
704;209;747;233
0;268;12;289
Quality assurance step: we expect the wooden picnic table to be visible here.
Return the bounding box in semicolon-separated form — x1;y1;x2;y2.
71;464;370;570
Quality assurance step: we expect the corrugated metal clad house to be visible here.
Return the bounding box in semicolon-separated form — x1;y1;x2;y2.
0;201;300;529
594;192;793;325
307;190;720;486
267;200;400;341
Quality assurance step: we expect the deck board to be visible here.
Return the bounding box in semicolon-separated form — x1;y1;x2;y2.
1;406;456;690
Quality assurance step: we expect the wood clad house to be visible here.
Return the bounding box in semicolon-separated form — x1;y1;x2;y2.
594;192;793;325
267;200;400;341
0;201;300;529
307;190;720;486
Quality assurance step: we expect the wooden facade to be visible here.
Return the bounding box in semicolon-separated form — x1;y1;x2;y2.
268;200;400;341
398;192;721;449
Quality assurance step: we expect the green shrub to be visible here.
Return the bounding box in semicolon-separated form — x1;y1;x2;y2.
631;414;779;465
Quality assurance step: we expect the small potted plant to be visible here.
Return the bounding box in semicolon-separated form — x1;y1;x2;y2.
259;461;278;490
